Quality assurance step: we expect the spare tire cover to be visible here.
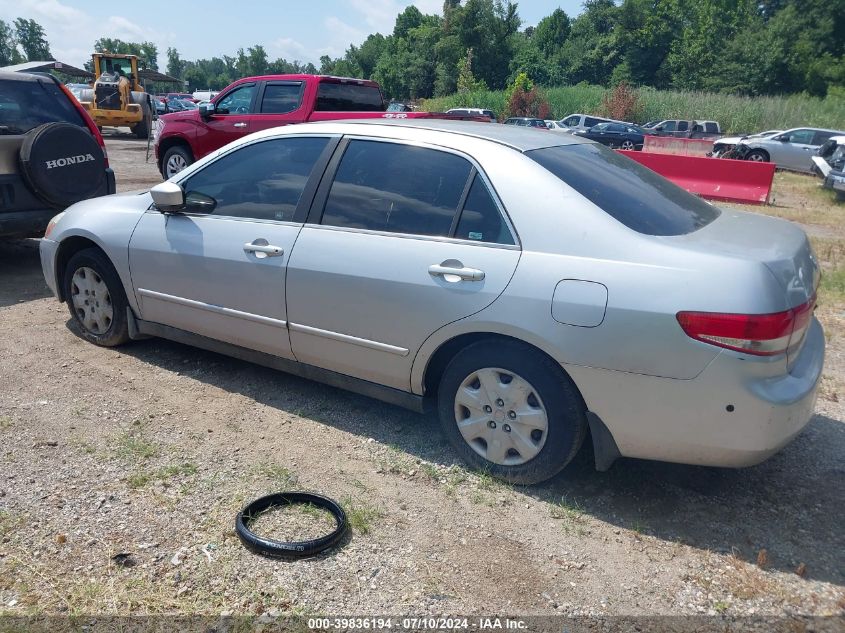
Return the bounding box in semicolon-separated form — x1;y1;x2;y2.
19;122;106;209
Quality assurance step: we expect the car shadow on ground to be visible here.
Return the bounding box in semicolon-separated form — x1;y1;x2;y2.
0;238;51;308
94;332;845;587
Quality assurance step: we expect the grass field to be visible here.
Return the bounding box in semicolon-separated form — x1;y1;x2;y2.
423;85;845;134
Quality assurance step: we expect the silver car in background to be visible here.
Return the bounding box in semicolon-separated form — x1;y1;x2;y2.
40;120;823;484
737;127;845;172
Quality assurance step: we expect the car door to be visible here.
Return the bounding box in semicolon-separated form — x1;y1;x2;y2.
249;80;307;133
602;123;626;147
285;138;521;391
770;129;816;170
128;135;337;359
194;83;258;159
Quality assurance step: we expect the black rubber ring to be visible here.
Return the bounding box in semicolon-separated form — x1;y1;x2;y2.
235;492;348;559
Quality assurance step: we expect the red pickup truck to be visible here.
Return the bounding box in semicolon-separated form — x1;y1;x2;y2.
155;74;484;178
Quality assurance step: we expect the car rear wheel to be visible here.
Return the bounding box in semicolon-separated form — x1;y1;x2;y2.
620;140;635;150
746;150;769;162
162;145;192;178
64;248;129;347
437;340;587;484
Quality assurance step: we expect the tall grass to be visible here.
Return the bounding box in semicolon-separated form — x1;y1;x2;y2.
423;84;845;134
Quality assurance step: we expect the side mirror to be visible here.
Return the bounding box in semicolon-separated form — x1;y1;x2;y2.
150;181;185;213
184;191;217;214
774;135;787;142
199;102;216;117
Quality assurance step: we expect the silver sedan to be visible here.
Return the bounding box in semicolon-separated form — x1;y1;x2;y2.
40;120;824;484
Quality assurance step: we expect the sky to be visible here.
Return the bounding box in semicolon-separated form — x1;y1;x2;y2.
0;0;585;71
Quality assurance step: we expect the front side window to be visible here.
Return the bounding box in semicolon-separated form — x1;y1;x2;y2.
216;85;255;115
527;143;720;236
180;137;330;221
563;116;579;127
661;121;676;132
321;140;472;237
584;117;600;127
260;83;303;114
782;129;814;144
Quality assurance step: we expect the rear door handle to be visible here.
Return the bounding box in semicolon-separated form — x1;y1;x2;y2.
244;241;284;258
428;264;485;282
234;122;248;128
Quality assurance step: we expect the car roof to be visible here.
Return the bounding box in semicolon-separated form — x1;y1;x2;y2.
0;70;51;83
783;127;845;134
259;118;591;152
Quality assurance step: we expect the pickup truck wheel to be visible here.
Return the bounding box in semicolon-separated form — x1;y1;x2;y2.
64;248;129;347
437;340;587;485
162;146;192;178
746;150;769;162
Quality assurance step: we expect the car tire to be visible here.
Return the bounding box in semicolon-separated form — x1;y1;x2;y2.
132;105;151;139
436;340;587;485
620;140;635;150
746;150;769;162
63;248;130;347
162;145;193;178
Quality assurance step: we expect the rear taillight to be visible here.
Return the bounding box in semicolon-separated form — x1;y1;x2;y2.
677;293;816;357
58;82;109;168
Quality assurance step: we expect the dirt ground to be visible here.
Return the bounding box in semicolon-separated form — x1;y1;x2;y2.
0;134;844;624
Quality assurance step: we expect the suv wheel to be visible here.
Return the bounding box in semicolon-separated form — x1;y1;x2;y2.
64;248;130;347
437;340;587;484
162;146;193;178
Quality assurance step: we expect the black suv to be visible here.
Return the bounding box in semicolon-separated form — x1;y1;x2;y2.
0;71;115;239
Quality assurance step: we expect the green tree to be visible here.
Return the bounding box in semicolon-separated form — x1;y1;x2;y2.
14;18;51;61
166;47;185;79
456;48;487;93
0;19;23;66
533;8;570;58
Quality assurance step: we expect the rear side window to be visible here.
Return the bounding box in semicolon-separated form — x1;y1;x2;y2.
316;82;384;112
527;144;720;236
812;131;836;145
260;83;303;114
705;122;719;134
677;121;689;132
321;140;471;237
0;78;85;134
584;117;600;127
181;137;329;221
454;175;514;245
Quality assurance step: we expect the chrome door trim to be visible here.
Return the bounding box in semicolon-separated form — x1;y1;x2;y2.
137;288;288;328
289;322;409;357
300;223;521;250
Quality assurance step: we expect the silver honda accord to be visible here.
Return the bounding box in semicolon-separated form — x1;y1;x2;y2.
40;120;824;484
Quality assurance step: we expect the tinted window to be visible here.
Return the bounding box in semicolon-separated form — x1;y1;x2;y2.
0;78;85;133
812;131;836;145
563;116;579;127
607;124;626;133
260;83;303;114
216;84;255;114
661;121;676;132
677;121;689;131
455;176;514;245
316;82;384;111
181;137;329;221
322;140;471;237
584;117;600;127
705;122;719;134
527;144;720;236
591;123;610;132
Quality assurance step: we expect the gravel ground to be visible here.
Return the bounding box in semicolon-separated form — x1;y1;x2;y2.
0;136;843;624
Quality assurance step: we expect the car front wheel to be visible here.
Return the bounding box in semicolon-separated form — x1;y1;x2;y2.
437;340;587;484
64;248;130;347
746;150;769;162
162;145;193;178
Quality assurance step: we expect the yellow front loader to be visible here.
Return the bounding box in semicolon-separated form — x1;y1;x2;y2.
78;53;152;138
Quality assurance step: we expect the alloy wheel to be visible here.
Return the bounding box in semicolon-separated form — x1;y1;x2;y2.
165;154;188;177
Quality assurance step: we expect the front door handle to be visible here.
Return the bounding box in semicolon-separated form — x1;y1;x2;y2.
244;240;284;258
234;122;248;128
428;263;485;282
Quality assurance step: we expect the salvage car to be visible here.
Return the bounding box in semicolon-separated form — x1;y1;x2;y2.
811;135;845;178
647;119;722;138
734;127;845;172
711;130;783;158
41;120;823;484
0;70;114;239
573;121;648;150
558;113;619;133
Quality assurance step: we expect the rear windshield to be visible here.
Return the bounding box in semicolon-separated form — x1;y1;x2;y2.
526;143;720;236
316;82;384;112
0;78;86;134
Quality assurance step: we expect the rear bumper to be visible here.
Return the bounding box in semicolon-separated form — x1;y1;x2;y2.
569;317;824;468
